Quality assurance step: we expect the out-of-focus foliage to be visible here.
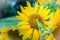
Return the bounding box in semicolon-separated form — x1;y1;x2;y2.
0;17;20;28
44;1;60;12
38;0;60;12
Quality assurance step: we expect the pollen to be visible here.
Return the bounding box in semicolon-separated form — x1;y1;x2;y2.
29;14;44;30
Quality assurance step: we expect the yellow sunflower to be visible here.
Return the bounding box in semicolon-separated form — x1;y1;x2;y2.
50;9;60;40
1;26;22;40
50;9;60;31
16;1;53;40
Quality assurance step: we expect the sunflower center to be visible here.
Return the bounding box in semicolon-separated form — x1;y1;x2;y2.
29;14;44;30
8;30;22;40
53;23;60;40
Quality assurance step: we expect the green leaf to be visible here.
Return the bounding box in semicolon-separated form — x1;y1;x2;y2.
36;20;44;32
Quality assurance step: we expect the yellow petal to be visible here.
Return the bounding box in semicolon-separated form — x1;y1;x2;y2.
38;0;42;4
19;28;31;35
26;1;31;8
28;2;38;14
22;29;33;40
38;6;44;14
24;8;33;16
38;6;51;20
32;29;39;40
25;1;33;14
19;25;31;30
44;12;54;20
34;2;38;13
51;9;60;28
17;21;29;26
1;26;9;32
46;33;54;40
11;26;16;31
38;6;48;18
41;9;50;20
45;9;50;15
55;9;60;23
16;13;28;21
20;6;31;16
17;11;22;16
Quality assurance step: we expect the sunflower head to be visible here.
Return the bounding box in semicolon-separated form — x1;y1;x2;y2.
16;1;53;29
29;14;44;30
1;26;22;40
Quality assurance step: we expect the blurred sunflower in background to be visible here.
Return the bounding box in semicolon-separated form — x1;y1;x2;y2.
38;0;48;4
38;0;53;5
56;0;60;4
0;26;22;40
50;9;60;31
49;9;60;40
16;1;54;40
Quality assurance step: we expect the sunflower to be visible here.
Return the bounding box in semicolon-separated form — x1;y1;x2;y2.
38;0;52;4
16;1;53;40
50;9;60;40
50;9;60;31
1;26;22;40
